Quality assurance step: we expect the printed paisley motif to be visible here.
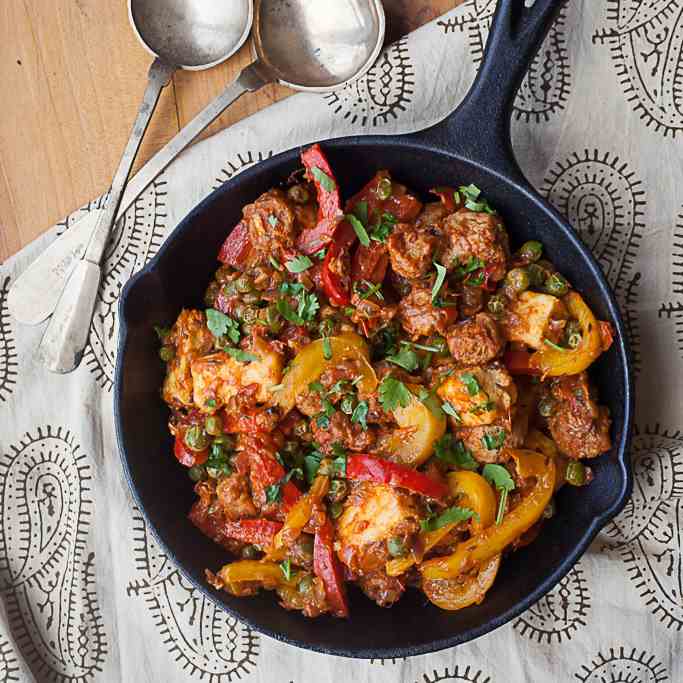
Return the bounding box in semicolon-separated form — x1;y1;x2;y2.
574;646;668;683
0;426;107;683
0;276;18;403
127;513;258;681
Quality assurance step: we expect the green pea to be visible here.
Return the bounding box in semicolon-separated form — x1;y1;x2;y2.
519;240;543;263
527;263;547;288
487;294;506;315
387;536;408;558
288;184;310;204
565;461;587;486
159;345;175;362
544;272;569;297
329;501;343;519
188;465;206;482
538;398;555;417
505;267;530;293
328;479;348;503
298;574;314;593
241;306;259;324
376;177;392;200
184;425;209;452
565;320;582;349
221;281;237;296
241;544;260;560
340;395;355;415
235;274;253;293
205;415;223;436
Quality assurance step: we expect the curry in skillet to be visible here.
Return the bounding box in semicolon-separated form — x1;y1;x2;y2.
156;144;614;617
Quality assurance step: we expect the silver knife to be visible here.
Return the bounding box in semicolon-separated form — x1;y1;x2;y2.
7;63;267;326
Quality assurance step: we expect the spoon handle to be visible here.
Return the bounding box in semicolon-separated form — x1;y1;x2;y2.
37;58;173;373
8;62;271;327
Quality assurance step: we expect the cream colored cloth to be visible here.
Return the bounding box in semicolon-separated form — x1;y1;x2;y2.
1;1;681;681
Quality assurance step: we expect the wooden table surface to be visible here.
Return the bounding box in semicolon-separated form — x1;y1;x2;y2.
0;0;459;263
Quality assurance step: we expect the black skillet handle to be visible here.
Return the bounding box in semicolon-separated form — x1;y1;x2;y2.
413;0;565;183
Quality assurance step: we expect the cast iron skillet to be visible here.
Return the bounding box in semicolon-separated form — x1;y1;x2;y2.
115;0;633;658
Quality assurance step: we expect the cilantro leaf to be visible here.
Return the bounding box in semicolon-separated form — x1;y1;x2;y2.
378;377;412;412
482;463;515;525
353;200;368;225
154;325;171;342
346;214;370;247
304;452;322;484
433;434;478;470
481;428;506;451
459;372;481;396
386;348;419;372
331;443;347;477
265;483;282;503
224;347;259;363
453;256;485;280
421;505;476;532
322;337;332;361
431;262;448;303
354;279;384;301
206;308;241;344
544;338;567;352
267;214;279;228
418;388;446;419
279;558;292;581
277;287;320;325
277;298;304;325
286;255;313;273
297;290;320;321
351;400;369;430
311;167;336;192
369;212;397;243
441;401;462;423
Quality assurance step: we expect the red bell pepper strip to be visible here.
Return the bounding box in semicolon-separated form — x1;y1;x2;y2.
297;144;343;254
430;186;458;212
174;432;208;467
599;320;614;352
218;221;254;267
351;242;388;285
346;455;449;501
313;516;349;617
249;448;302;511
219;519;283;548
322;220;356;306
504;350;542;376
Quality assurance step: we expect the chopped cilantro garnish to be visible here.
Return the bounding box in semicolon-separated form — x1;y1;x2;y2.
354;279;384;301
206;308;241;344
482;463;515;525
544;338;567;352
459;372;481;396
369;212;397;242
205;398;217;409
267;214;278;228
351;400;369;430
441;401;463;422
385;347;419;372
433;434;477;469
431;262;448;303
420;505;476;532
314;248;327;261
277;284;319;324
304;449;323;484
223;347;259;363
481;428;506;451
310;167;336;192
378;377;412;412
269;256;282;270
453;256;485;280
280;558;292;581
346;214;370;247
154;325;171;342
353;200;369;225
322;337;332;361
471;400;495;415
285;255;313;273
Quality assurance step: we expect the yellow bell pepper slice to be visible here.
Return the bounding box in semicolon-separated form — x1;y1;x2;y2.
271;333;377;413
420;449;555;580
271;475;329;557
530;292;604;377
422;554;501;611
207;559;299;595
385;470;496;577
384;384;447;467
524;429;569;492
447;470;497;532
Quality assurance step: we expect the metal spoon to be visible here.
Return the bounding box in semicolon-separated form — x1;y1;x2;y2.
35;0;254;372
10;0;385;341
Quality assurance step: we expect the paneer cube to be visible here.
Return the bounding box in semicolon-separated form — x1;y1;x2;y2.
502;291;567;350
191;337;283;411
437;364;516;428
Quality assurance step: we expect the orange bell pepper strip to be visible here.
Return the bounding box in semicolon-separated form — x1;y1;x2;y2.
272;475;330;553
271;333;377;414
385;470;496;577
313;516;349;617
422;554;501;611
420;449;555;580
530;292;604;376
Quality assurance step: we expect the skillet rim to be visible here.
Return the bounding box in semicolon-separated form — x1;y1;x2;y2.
114;133;634;658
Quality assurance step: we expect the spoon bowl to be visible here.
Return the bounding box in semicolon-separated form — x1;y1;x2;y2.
255;0;385;90
130;0;253;70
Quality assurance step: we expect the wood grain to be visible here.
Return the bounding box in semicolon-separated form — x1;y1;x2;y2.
0;0;460;263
